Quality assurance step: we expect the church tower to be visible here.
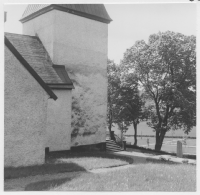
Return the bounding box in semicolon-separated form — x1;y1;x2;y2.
20;4;112;147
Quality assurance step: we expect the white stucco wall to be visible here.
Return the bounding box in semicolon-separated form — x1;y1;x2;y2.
46;89;72;151
22;9;108;147
23;11;55;58
53;11;108;146
4;46;48;167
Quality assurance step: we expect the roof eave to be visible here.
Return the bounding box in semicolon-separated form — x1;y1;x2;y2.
20;5;53;23
20;4;112;24
48;83;75;89
52;64;75;88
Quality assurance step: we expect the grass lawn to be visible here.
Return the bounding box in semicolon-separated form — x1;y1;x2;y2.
5;152;133;180
56;157;128;170
25;162;196;191
126;137;196;154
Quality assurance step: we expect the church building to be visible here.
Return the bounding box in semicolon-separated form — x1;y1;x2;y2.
4;4;112;167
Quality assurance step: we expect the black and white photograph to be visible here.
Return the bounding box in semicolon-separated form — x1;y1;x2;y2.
3;0;197;192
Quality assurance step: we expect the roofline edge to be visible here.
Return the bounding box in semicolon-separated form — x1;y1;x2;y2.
5;36;58;101
20;4;112;24
48;84;75;89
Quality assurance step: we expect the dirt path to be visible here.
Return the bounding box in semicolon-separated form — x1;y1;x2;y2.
89;164;135;173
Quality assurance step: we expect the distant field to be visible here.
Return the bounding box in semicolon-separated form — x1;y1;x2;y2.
112;122;196;137
125;137;196;155
111;121;196;155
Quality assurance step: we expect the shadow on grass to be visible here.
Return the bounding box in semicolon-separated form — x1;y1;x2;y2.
46;151;134;164
5;152;134;181
24;177;73;191
5;162;87;180
24;161;191;191
146;158;179;165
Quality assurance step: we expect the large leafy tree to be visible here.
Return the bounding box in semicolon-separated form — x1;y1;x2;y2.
122;31;196;151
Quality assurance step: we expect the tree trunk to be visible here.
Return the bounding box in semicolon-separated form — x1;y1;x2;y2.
133;122;137;146
155;129;166;151
108;123;112;140
160;130;166;146
121;122;124;147
155;131;161;151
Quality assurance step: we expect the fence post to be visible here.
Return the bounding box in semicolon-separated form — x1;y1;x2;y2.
110;131;115;141
123;141;126;151
177;141;183;158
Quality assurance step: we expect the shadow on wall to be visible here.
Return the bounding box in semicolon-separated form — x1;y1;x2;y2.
71;96;86;138
71;96;98;141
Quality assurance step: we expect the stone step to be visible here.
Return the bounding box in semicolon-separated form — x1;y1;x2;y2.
106;142;122;147
106;144;121;149
106;139;123;152
106;145;123;150
106;148;124;152
106;141;121;145
106;139;116;143
106;145;122;150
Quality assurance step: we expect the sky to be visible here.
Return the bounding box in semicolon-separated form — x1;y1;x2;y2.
4;2;196;64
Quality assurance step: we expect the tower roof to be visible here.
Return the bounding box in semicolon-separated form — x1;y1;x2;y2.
20;4;112;24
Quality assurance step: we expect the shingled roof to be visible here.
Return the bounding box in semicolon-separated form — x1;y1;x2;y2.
5;32;74;89
20;4;112;24
5;35;57;100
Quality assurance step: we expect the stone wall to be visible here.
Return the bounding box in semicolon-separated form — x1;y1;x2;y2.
4;46;48;167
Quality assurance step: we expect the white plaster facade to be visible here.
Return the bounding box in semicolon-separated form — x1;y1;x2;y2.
23;10;55;58
46;90;72;151
23;9;108;147
4;46;48;167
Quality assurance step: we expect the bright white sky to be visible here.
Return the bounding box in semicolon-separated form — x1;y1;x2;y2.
4;2;196;64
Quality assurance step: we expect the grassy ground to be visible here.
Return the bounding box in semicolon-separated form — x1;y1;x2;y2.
25;162;196;191
5;152;133;180
56;157;128;170
5;151;196;191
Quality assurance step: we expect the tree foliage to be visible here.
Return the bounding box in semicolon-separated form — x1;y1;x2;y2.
107;60;146;145
121;31;196;150
117;67;146;145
